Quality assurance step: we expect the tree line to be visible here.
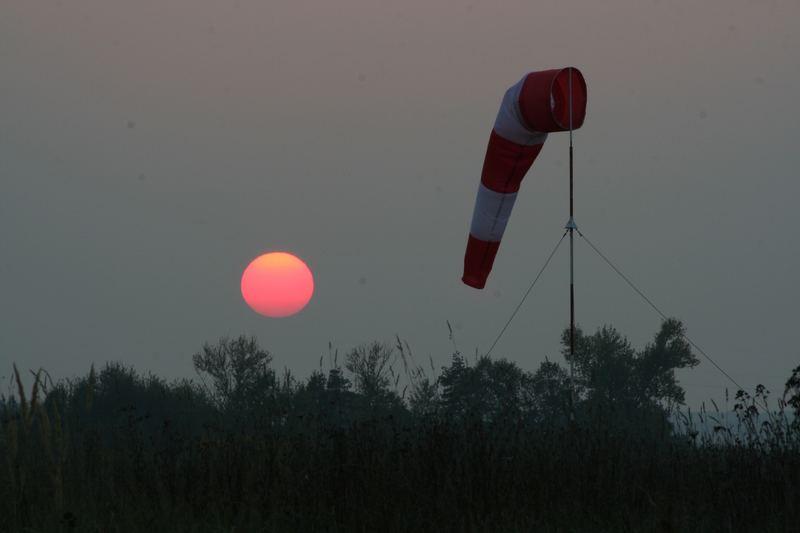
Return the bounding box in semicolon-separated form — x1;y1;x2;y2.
1;319;798;532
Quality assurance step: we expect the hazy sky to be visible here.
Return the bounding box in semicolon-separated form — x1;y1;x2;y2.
2;0;798;408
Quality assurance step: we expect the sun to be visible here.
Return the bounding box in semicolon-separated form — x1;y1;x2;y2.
240;252;314;317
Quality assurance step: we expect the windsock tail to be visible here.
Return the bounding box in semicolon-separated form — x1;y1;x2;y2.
462;235;500;289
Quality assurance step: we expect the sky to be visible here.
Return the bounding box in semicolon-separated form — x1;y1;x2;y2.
2;0;798;408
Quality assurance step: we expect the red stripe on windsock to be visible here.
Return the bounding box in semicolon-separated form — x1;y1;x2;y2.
463;235;500;289
480;130;545;194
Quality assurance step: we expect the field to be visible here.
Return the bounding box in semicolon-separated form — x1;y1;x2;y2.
2;326;798;532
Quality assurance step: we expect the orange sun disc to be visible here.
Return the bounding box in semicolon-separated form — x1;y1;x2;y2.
240;252;314;317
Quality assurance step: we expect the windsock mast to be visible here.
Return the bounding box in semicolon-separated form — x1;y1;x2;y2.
566;67;577;417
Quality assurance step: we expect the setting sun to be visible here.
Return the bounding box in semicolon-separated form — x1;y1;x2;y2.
240;252;314;317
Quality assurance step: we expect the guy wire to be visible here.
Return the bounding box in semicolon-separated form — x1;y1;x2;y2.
485;230;568;358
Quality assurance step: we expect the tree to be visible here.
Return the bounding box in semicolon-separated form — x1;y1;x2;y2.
562;319;698;413
529;359;571;424
344;341;399;411
439;354;530;423
326;367;351;394
192;335;276;411
635;318;698;410
408;377;440;418
563;325;638;406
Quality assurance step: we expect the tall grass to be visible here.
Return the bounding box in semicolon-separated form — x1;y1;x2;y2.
1;354;798;532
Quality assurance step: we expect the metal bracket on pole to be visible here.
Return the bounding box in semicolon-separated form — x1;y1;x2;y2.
564;217;578;230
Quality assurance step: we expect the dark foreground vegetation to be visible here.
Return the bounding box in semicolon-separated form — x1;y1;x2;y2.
1;319;799;532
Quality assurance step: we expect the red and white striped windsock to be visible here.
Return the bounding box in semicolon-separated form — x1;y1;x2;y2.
462;67;587;289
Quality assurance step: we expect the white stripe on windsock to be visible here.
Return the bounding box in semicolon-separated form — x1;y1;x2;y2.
469;183;518;242
493;76;549;146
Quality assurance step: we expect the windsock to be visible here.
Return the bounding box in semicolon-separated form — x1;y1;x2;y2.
462;67;587;289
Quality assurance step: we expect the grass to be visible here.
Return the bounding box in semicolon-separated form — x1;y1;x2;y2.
1;350;798;532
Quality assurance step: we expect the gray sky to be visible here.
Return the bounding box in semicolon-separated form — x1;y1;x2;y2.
2;0;798;408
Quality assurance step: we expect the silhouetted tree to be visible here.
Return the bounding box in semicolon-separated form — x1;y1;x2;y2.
408;377;440;418
326;367;351;394
562;319;698;418
344;341;402;413
439;353;530;423
192;335;276;412
529;359;572;424
564;324;638;406
636;318;698;410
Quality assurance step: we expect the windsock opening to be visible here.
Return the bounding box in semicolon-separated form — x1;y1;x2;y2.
519;67;587;133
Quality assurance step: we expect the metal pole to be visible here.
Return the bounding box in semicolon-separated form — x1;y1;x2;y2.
566;68;576;418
